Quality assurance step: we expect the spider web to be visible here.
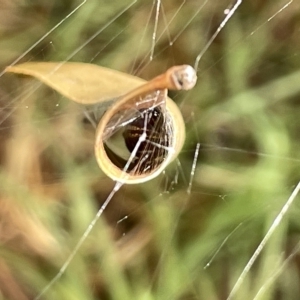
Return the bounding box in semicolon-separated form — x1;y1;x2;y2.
0;1;299;300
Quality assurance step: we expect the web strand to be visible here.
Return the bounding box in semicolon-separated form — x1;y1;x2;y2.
0;0;87;78
34;181;123;300
227;181;300;300
194;0;242;71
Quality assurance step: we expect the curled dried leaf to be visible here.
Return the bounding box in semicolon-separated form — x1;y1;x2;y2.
6;62;197;184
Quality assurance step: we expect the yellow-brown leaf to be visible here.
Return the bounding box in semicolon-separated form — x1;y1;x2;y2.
5;62;146;104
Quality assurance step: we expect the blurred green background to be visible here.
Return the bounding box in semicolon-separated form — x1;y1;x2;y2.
0;0;300;299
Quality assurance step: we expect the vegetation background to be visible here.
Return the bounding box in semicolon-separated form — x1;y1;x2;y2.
0;0;300;299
